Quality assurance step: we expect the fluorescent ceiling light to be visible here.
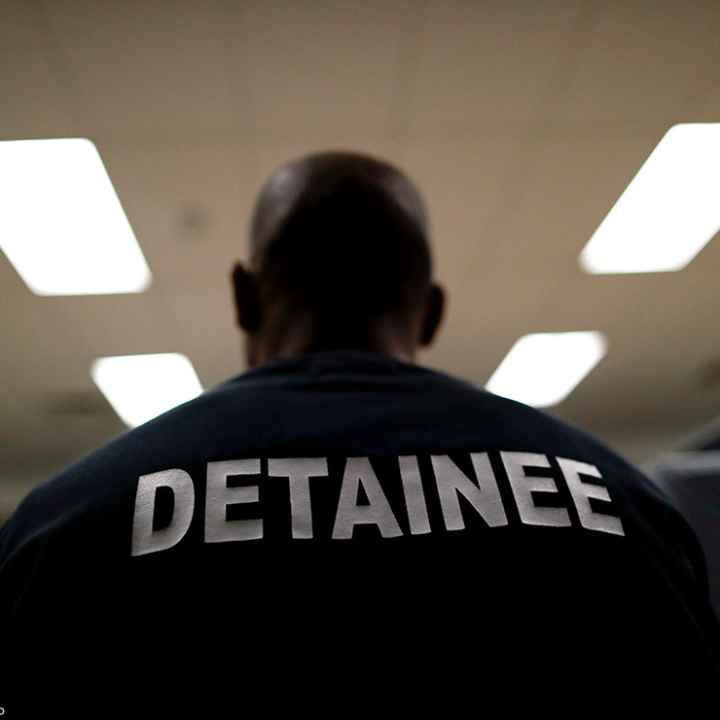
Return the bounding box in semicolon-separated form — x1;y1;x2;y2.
485;331;607;408
0;138;151;295
580;123;720;274
92;353;202;428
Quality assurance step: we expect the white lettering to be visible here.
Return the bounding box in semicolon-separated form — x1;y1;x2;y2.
502;452;571;527
399;455;431;535
432;453;508;530
131;469;195;557
332;457;403;539
268;457;328;538
129;452;628;553
558;457;625;536
205;459;263;543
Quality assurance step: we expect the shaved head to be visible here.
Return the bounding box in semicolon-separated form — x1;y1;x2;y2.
233;150;443;366
249;150;430;271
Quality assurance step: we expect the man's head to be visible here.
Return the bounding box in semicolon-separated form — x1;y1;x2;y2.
231;150;445;367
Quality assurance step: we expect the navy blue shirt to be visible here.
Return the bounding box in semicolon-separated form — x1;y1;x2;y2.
1;350;718;712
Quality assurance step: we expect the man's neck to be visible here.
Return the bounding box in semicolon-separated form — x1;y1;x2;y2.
247;317;417;368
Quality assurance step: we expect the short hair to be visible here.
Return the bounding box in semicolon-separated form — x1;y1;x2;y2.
249;151;433;324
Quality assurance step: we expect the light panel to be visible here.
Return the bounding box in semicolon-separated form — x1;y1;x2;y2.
485;331;607;408
580;123;720;274
92;353;202;428
0;138;151;295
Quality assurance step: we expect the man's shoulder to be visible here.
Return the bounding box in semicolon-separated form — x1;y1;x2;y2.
0;386;228;558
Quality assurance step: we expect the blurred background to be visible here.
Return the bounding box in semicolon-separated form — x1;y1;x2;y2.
1;0;719;525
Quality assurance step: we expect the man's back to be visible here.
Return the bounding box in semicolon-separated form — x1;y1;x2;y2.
1;350;718;710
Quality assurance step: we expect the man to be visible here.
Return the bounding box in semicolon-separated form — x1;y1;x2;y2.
1;151;718;713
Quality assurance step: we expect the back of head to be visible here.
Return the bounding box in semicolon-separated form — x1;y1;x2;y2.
248;151;433;330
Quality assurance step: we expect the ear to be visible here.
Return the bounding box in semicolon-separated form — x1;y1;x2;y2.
230;261;262;333
419;283;445;347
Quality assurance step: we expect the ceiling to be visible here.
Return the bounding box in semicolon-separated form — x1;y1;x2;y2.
2;0;719;516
